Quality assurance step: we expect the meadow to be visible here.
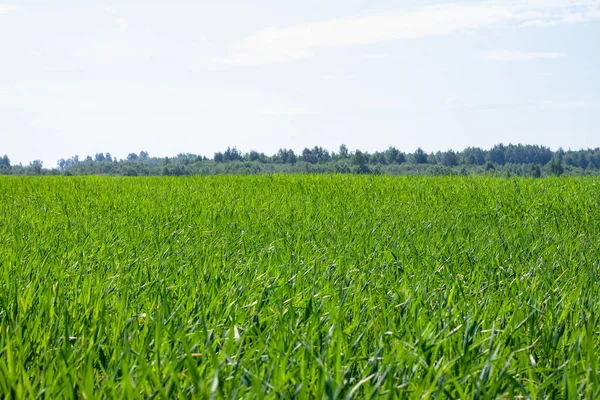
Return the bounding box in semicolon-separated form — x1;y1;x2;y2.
1;175;600;398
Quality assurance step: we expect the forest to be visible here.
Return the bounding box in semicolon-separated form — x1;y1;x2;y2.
1;143;599;177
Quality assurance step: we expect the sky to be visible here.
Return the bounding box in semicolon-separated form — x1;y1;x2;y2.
1;0;599;167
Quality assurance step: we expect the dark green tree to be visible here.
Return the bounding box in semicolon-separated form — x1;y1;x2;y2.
338;144;349;160
461;147;486;165
247;150;260;162
385;146;406;164
29;160;43;174
441;150;459;167
465;153;477;165
302;148;317;164
548;157;564;176
223;147;242;162
530;164;542;178
351;150;369;174
412;148;428;164
369;152;386;165
276;148;296;164
487;144;506;165
0;155;10;168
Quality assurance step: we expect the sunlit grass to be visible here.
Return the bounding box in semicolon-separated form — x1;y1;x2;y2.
1;175;600;398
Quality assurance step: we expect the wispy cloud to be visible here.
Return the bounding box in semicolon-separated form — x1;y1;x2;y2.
225;0;600;65
520;0;600;26
362;53;393;59
541;100;594;109
469;102;537;110
105;7;130;30
445;99;594;111
481;50;566;61
0;4;16;15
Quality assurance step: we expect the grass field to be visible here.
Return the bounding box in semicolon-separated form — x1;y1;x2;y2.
1;175;600;398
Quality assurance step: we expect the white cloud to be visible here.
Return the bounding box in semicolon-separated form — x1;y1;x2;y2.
226;0;600;65
481;50;566;60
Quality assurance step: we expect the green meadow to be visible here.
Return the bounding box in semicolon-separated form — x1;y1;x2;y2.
1;175;600;398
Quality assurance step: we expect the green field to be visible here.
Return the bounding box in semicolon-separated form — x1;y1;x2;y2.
1;175;600;398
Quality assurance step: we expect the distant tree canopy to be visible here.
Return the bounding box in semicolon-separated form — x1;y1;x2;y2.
2;143;600;177
0;155;10;168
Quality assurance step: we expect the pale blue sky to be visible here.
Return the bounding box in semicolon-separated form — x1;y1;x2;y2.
1;0;599;166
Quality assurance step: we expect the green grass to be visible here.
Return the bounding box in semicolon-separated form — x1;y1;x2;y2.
1;175;600;398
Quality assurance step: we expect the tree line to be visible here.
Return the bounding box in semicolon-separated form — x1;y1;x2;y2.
1;143;599;177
